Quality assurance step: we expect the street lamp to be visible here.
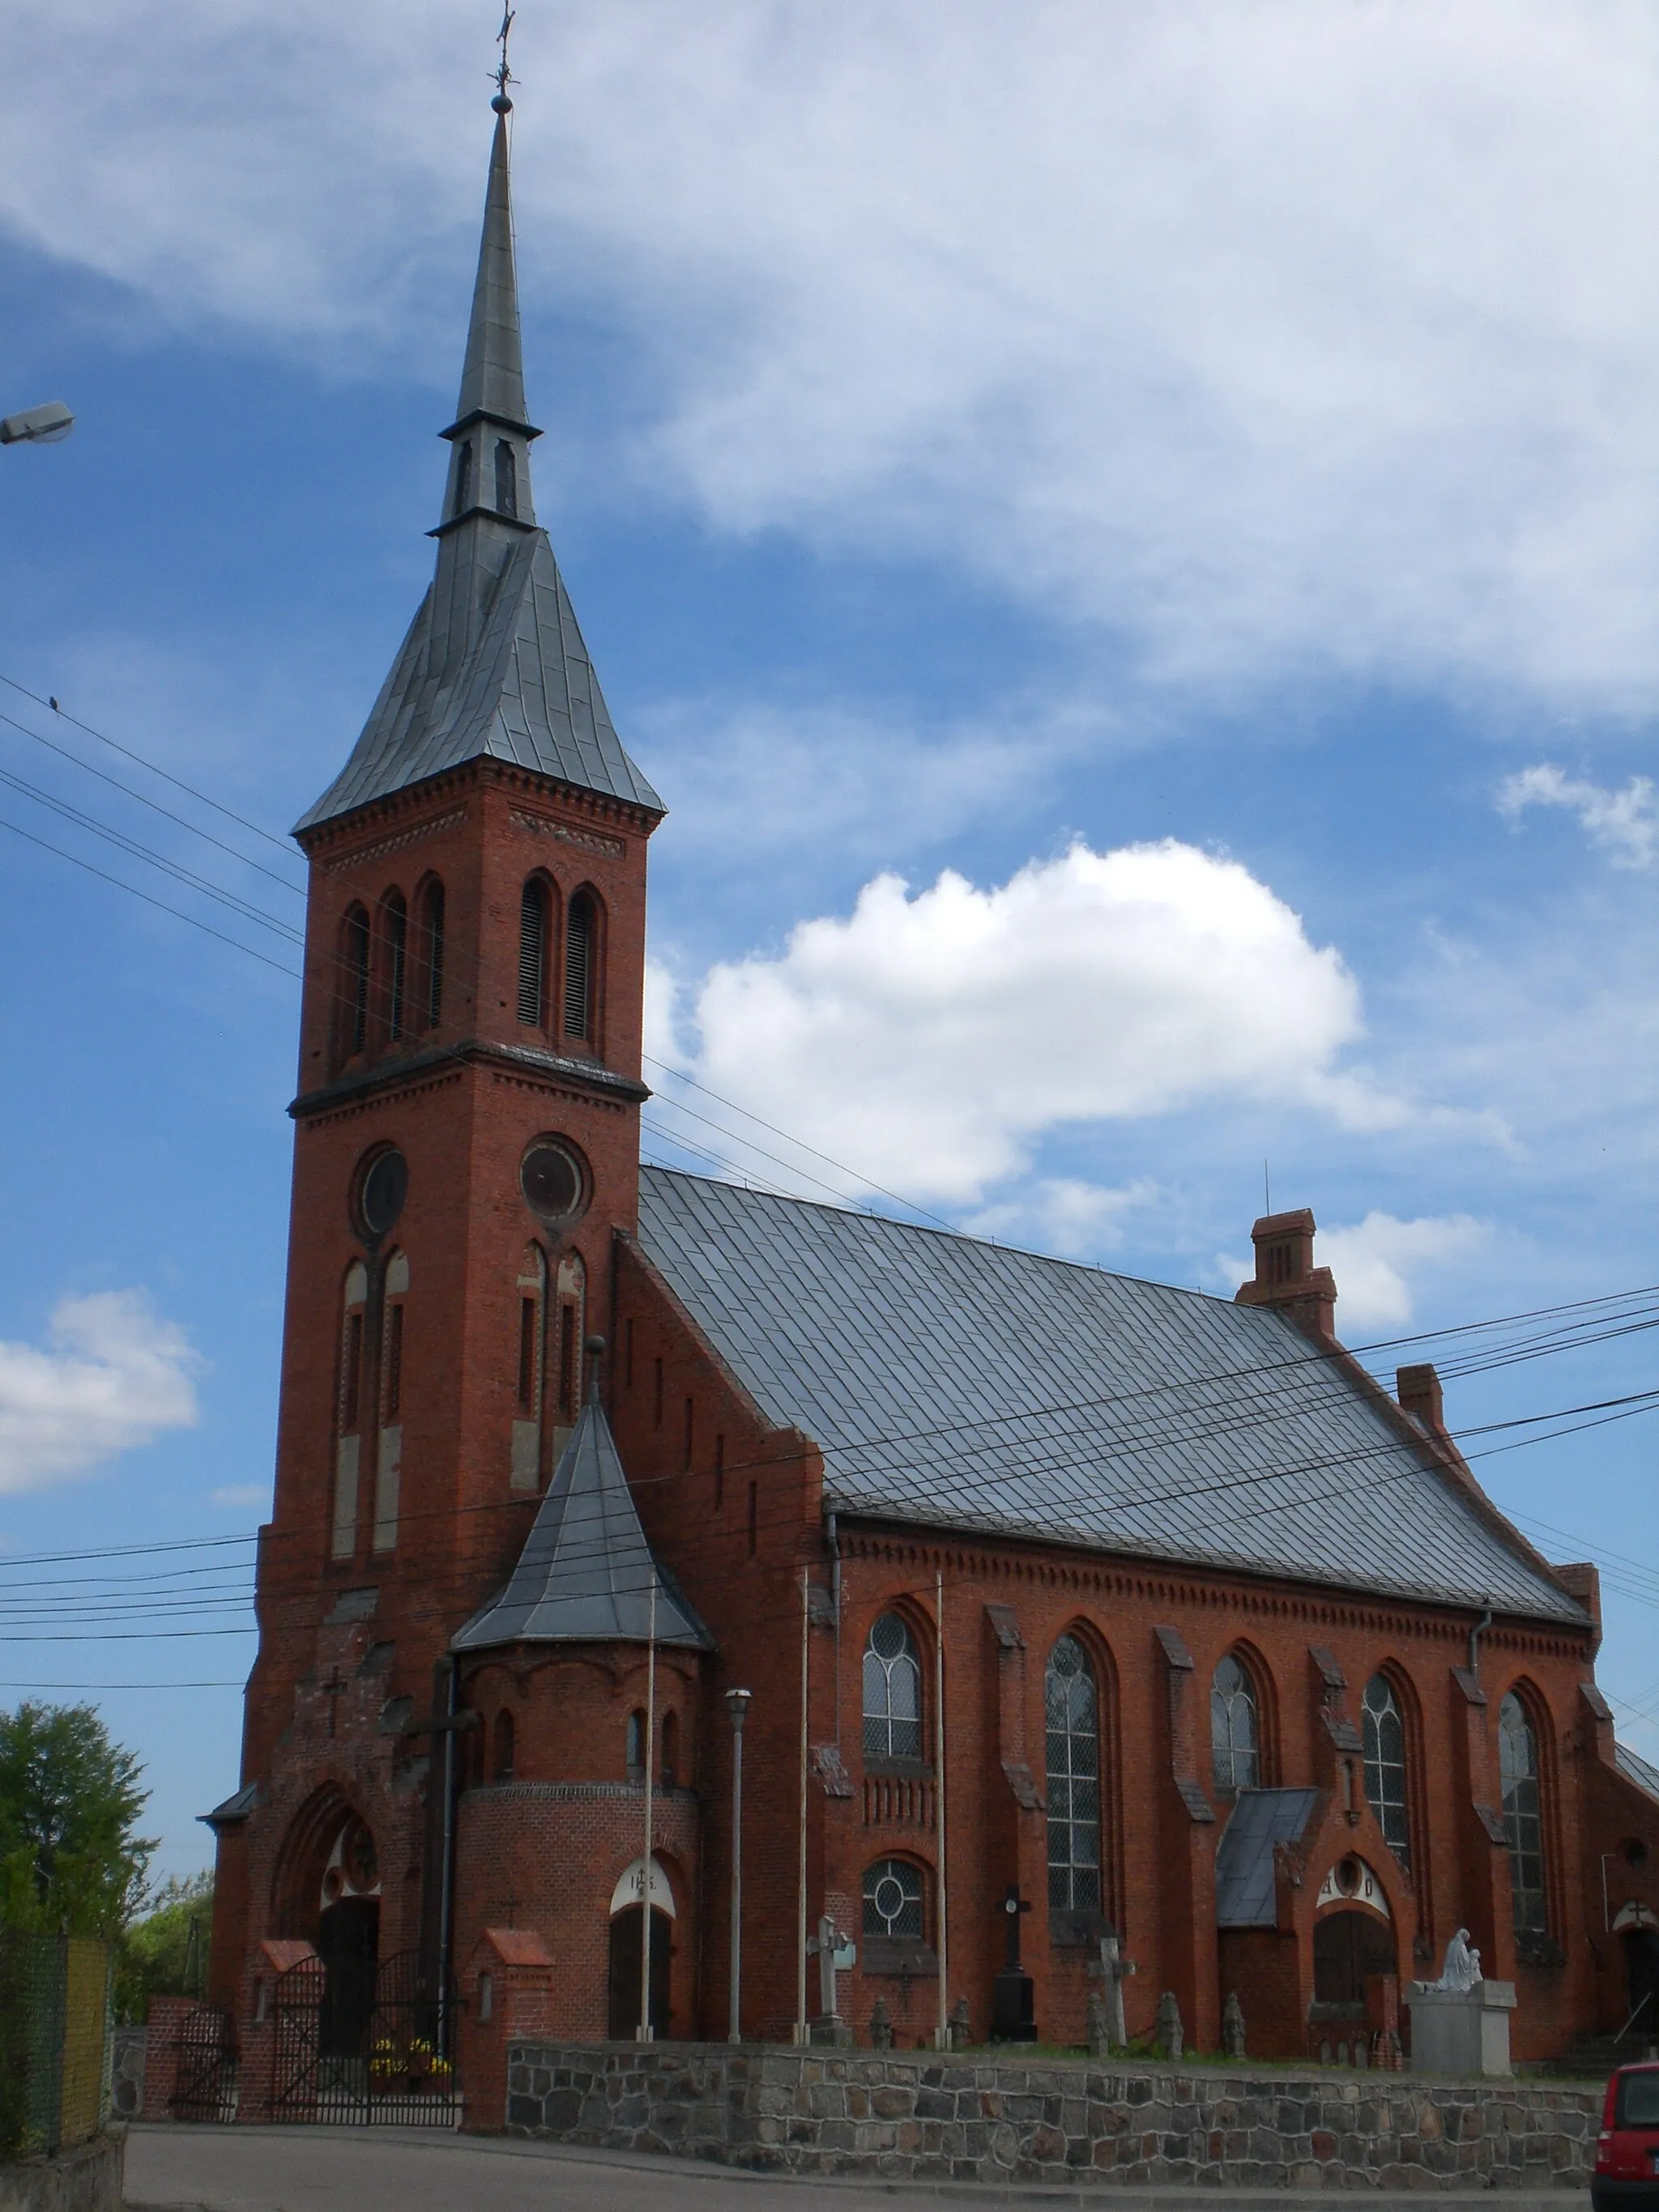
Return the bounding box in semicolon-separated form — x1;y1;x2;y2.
1;402;74;446
724;1686;752;2043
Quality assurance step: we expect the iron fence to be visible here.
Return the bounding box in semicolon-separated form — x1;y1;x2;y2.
0;1930;110;2157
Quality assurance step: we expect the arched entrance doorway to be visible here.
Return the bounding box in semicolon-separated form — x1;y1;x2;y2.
1622;1928;1659;2039
607;1855;673;2039
1314;1907;1396;2005
316;1817;381;2060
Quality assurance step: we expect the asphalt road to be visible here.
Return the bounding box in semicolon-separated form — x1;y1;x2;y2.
123;2125;1592;2212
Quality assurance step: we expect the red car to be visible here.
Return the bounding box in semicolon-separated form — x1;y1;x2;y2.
1594;2062;1659;2210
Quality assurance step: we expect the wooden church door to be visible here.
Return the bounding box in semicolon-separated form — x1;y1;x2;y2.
607;1905;671;2039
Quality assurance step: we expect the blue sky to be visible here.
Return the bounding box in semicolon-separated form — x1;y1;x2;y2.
1;0;1657;1886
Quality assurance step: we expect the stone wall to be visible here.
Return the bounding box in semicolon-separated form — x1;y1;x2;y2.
505;2042;1601;2190
0;2129;124;2212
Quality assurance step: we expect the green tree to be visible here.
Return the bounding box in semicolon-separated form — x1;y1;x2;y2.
0;1702;153;1937
113;1870;213;2022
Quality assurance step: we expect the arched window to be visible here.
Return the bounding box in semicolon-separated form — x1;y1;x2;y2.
512;1246;546;1494
338;904;370;1063
332;1261;369;1561
1045;1635;1102;1917
493;1708;515;1783
373;1250;408;1553
1363;1674;1410;1865
382;892;407;1042
863;1858;923;1940
555;1250;586;1423
495;439;518;518
661;1710;680;1788
420;880;445;1030
1499;1690;1547;1934
863;1614;923;1762
1211;1654;1260;1795
518;879;548;1026
454;439;473;516
626;1708;646;1781
563;892;595;1042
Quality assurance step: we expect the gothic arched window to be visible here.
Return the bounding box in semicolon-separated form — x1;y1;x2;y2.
382;891;407;1042
564;891;595;1042
626;1707;646;1781
338;904;370;1063
495;439;518;518
373;1248;408;1553
863;1857;923;1939
1363;1673;1410;1865
1499;1690;1547;1934
493;1707;515;1783
420;879;445;1030
332;1261;369;1562
1211;1653;1260;1795
454;439;473;516
1045;1634;1102;1917
511;1245;546;1494
518;879;548;1027
863;1614;923;1763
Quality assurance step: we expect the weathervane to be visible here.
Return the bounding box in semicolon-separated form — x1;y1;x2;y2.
493;4;517;113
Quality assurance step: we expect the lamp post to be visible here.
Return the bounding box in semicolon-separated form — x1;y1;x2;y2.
1;402;74;446
724;1686;752;2042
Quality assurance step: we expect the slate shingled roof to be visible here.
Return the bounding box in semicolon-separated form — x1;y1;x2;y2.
1213;1788;1323;1927
454;1394;710;1652
296;532;663;829
633;1166;1584;1625
1617;1743;1659;1805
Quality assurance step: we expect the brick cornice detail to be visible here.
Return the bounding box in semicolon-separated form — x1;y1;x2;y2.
291;1038;649;1120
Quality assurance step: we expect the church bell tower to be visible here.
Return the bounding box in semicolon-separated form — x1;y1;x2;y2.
210;72;665;2018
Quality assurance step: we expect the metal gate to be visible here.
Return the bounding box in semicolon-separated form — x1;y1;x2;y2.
170;2006;237;2123
272;1950;456;2125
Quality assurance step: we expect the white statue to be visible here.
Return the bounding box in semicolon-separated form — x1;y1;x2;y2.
1420;1928;1482;1993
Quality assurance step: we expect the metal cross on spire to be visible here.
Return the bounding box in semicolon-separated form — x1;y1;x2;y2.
493;4;517;112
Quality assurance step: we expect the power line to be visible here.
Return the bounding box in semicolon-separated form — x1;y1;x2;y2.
0;672;305;864
0;814;304;977
0;705;305;898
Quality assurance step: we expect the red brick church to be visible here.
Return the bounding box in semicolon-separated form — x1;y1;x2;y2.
205;89;1659;2102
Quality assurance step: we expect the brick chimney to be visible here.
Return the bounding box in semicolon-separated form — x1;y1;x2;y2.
1235;1208;1337;1342
1396;1362;1446;1438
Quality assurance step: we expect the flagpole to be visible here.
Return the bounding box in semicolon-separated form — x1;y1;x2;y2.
638;1573;657;2040
796;1567;809;2045
935;1568;949;2049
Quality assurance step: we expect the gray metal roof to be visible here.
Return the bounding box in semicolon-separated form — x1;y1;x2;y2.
454;108;530;433
633;1167;1584;1624
452;1394;710;1653
1617;1742;1659;1805
296;107;661;834
1214;1788;1323;1927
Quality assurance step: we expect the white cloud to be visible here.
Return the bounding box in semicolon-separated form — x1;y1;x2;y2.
1499;764;1658;869
675;838;1410;1204
0;1292;203;1494
965;1178;1158;1260
2;4;1657;707
1215;1211;1490;1332
209;1484;268;1511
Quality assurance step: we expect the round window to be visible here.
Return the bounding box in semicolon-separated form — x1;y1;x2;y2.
520;1139;586;1224
357;1149;407;1240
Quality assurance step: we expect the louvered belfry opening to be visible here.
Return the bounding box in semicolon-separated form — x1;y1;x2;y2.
384;893;407;1042
454;438;473;516
495;438;517;518
342;905;370;1060
421;881;445;1029
563;892;593;1039
518;880;547;1026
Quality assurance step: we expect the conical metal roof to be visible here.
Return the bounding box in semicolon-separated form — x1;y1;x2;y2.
452;1396;711;1652
295;100;661;835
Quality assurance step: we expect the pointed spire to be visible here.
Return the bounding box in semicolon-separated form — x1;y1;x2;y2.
451;104;531;433
451;1395;711;1652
